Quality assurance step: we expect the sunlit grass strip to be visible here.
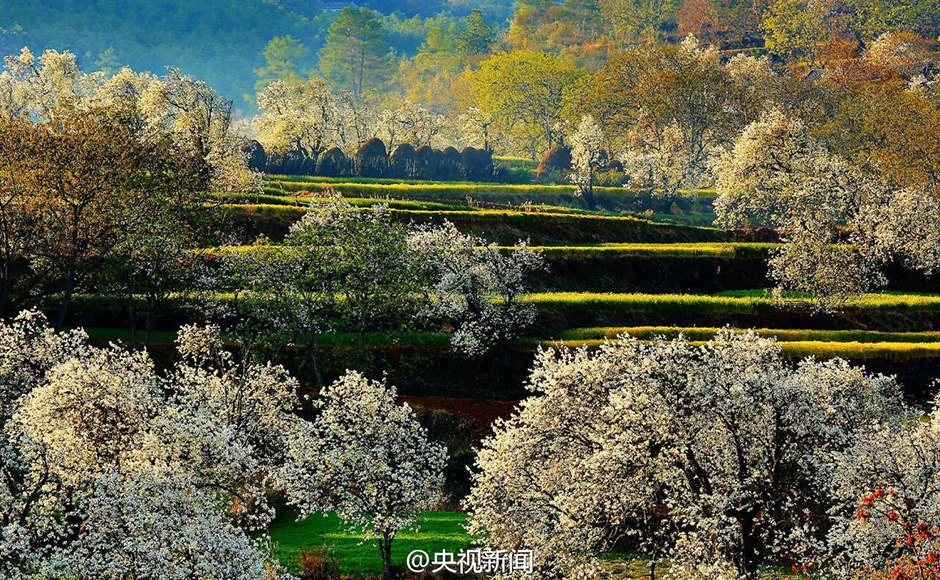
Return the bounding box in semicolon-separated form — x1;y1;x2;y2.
518;243;776;259
560;326;940;343
264;176;718;199
534;338;940;362
523;292;940;313
203;242;777;260
65;291;940;316
77;327;451;348
215;192;484;212
265;510;472;575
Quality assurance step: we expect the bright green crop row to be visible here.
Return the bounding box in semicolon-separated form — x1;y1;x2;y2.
520;242;775;258
224;203;725;233
267;179;719;200
523;292;940;313
78;323;940;363
216;191;487;212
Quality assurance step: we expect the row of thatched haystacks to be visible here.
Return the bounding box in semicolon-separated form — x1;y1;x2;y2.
242;138;497;181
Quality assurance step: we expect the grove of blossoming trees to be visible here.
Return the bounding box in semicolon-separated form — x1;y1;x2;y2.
0;311;446;579
714;108;940;308
4;12;940;577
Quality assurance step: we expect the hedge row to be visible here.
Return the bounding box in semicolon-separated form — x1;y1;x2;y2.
51;291;940;337
534;337;940;363
82;324;940;363
528;292;940;333
207;242;777;260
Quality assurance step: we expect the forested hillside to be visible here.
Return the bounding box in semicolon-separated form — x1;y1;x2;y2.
0;0;514;107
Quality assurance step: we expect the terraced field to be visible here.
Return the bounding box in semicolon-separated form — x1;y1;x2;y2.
69;177;940;400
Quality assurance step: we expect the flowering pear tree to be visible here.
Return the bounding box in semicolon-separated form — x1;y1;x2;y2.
823;395;940;575
714;108;940;308
51;471;275;579
287;370;446;580
568;114;605;210
291;195;424;351
0;47;89;122
409;220;546;357
0;46;260;195
0;311;311;576
465;331;903;579
254;78;339;166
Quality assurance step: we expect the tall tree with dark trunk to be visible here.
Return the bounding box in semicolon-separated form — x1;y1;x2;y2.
318;7;392;99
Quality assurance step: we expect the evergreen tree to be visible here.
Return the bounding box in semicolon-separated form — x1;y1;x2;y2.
318;7;392;98
456;9;495;55
255;35;308;90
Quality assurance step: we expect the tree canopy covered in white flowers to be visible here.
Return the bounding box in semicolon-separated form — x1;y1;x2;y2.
0;310;314;577
466;330;904;579
286;370;446;580
221;195;545;362
715;109;940;308
409;220;545;357
0;309;455;578
568;114;605;210
0;47;259;194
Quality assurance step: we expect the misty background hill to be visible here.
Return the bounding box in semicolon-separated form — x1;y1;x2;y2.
0;0;515;112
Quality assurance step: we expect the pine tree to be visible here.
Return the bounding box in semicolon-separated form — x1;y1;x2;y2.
456;9;495;55
255;35;307;90
318;7;392;98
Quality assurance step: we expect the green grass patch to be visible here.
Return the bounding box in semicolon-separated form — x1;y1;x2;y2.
218;191;492;212
539;336;940;362
266;510;472;576
223;203;731;244
524;292;940;314
522;242;775;259
204;242;776;261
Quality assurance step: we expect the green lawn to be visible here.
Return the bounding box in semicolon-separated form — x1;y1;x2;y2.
264;511;797;578
266;511;472;576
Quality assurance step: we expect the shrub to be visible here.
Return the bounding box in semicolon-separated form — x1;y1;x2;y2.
297;545;342;580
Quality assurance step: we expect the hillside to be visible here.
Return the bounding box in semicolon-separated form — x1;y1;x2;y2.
0;0;513;106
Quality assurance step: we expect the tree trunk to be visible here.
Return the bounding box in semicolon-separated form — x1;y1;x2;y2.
308;342;324;388
738;514;760;580
56;270;76;331
379;533;394;580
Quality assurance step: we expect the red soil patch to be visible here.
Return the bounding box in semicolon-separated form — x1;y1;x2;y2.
400;396;519;424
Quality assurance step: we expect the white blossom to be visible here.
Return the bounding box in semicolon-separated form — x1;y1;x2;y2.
714;109;940;308
409;220;545;357
465;331;902;579
286;370;446;580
